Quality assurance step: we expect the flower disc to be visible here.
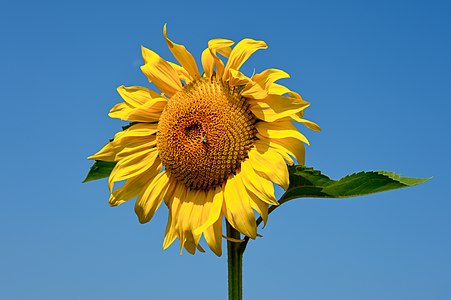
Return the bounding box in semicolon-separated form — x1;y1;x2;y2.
157;78;256;190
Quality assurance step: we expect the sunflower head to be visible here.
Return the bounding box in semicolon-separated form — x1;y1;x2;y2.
89;24;320;256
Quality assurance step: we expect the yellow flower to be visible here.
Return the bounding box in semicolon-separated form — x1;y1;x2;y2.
89;25;319;256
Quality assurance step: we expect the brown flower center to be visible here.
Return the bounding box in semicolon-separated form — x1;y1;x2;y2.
157;78;256;190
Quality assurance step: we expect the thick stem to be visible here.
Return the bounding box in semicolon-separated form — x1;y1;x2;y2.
227;221;243;300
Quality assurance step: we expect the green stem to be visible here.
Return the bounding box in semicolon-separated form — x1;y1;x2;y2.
227;221;243;300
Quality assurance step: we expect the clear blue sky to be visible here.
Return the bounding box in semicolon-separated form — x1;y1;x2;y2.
1;0;450;299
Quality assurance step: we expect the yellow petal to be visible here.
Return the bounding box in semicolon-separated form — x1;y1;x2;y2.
268;82;292;95
88;123;158;162
208;38;234;57
189;190;209;239
275;137;305;165
222;174;257;239
109;98;166;122
167;61;192;83
169;183;186;219
248;147;289;190
108;149;159;190
248;193;269;226
241;84;268;100
120;123;159;139
202;38;234;79
201;48;214;79
161;180;181;250
249;94;310;122
240;160;278;205
170;184;196;255
228;68;252;86
183;238;205;255
178;190;211;254
268;145;295;166
256;120;310;146
115;138;157;160
108;102;133;120
109;166;157;207
176;189;211;255
169;184;189;251
182;233;197;255
134;171;174;224
162;182;187;250
194;186;223;235
179;190;196;241
123;99;166;122
109;182;141;207
204;217;223;256
228;69;267;99
299;118;321;131
181;228;204;255
223;38;267;81
255;136;293;165
116;85;161;107
252;69;290;90
256;134;306;165
163;24;200;80
141;46;182;96
88;141;117;162
163;212;177;250
109;123;159;150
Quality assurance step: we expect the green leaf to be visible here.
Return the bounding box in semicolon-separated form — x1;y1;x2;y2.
82;160;117;183
280;165;430;203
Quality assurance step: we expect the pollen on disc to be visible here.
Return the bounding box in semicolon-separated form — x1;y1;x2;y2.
157;78;256;190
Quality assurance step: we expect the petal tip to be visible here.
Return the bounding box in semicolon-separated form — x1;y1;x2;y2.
134;205;149;224
163;23;169;41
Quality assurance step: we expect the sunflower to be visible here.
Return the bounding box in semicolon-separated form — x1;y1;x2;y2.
89;25;319;256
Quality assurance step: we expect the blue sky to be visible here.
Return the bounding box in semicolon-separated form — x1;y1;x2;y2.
1;0;450;299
